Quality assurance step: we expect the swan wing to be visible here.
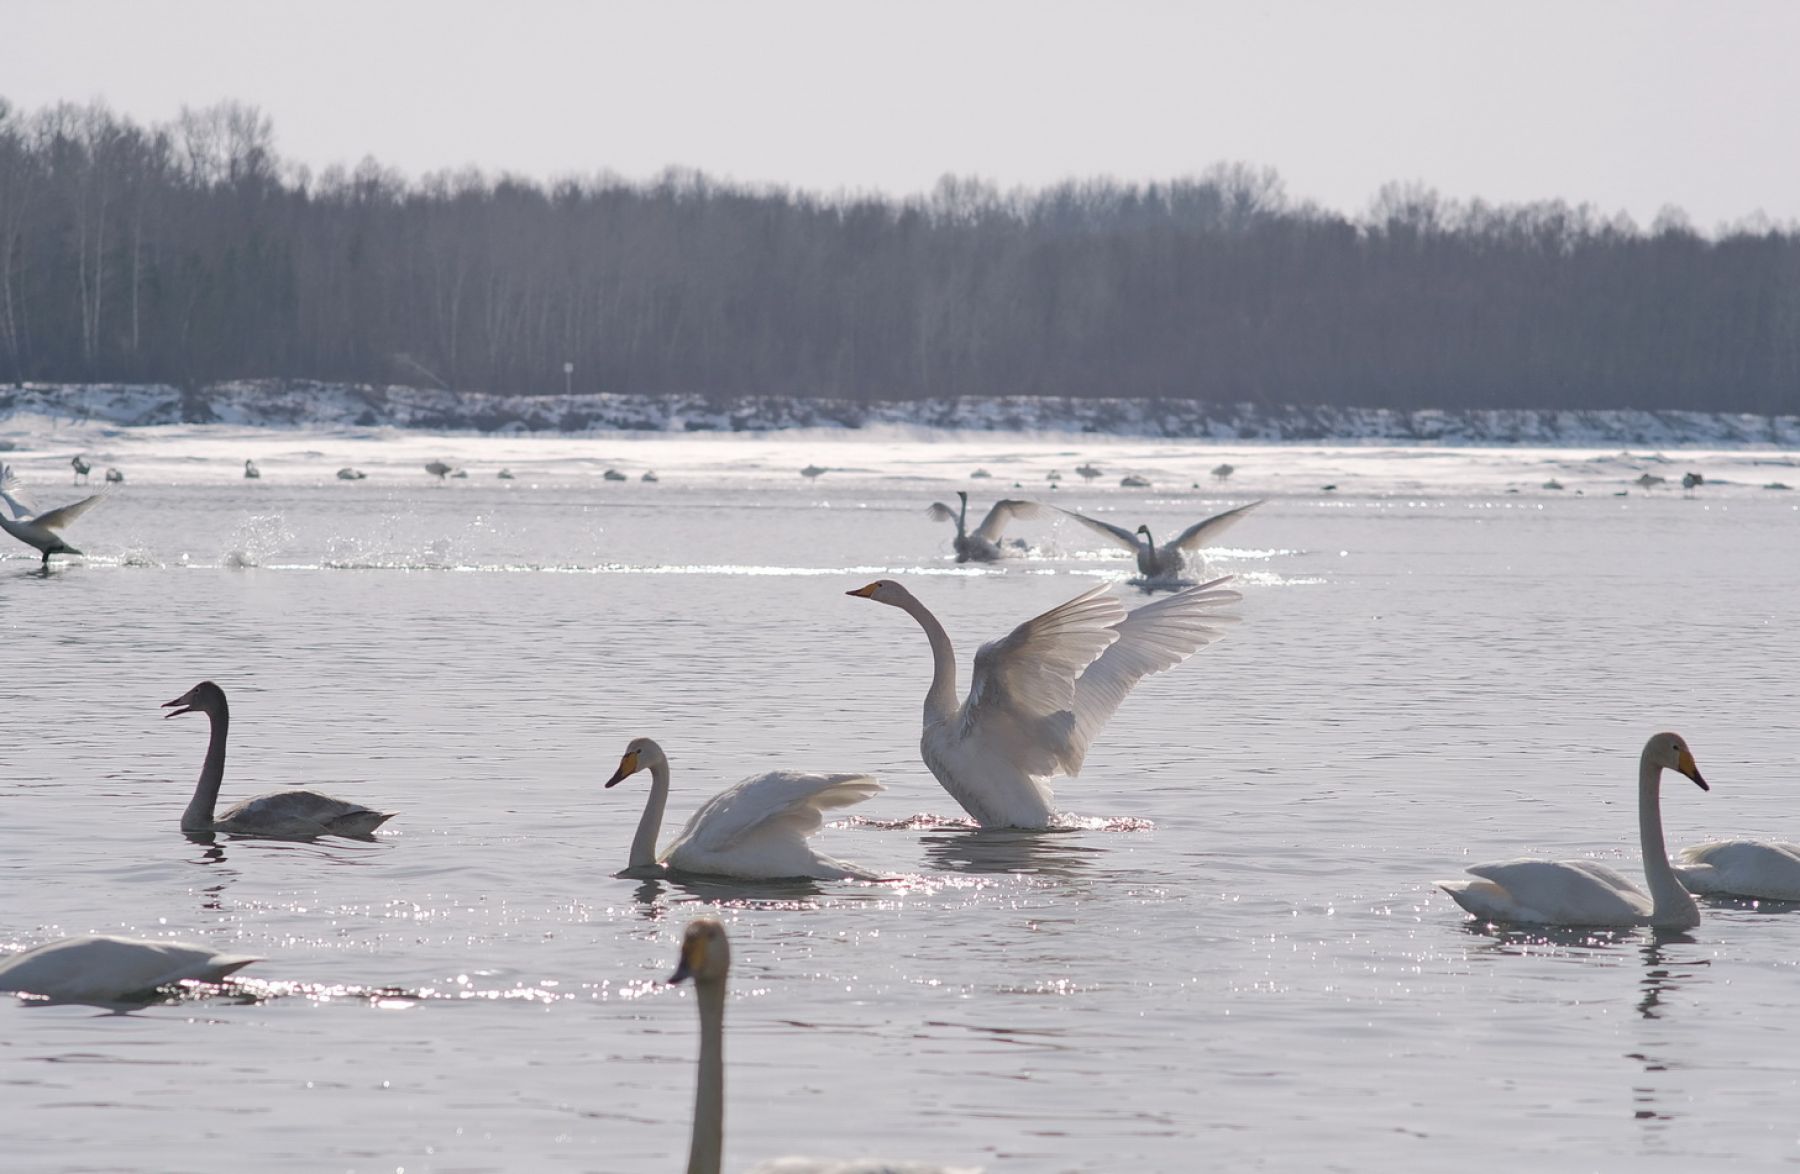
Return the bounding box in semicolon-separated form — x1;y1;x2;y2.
675;771;882;853
1046;578;1240;774
0;464;37;520
216;789;394;836
1051;507;1141;552
1446;859;1652;924
1676;840;1800;900
29;491;106;533
0;935;260;1001
1168;500;1263;552
925;502;959;523
971;499;1040;542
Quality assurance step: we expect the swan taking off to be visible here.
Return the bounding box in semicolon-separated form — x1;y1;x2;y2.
605;737;881;880
925;491;1040;563
1438;733;1709;929
1054;500;1262;582
0;935;259;1002
0;463;106;565
846;578;1240;828
163;681;397;839
1675;840;1800;901
670;920;983;1174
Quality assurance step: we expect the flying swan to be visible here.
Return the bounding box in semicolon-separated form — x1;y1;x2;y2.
163;681;397;839
926;491;1040;562
846;578;1240;828
1438;732;1710;928
670;919;983;1174
0;936;259;1002
605;737;882;880
0;463;106;565
1054;500;1262;582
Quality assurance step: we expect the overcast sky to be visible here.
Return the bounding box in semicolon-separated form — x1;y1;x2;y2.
6;0;1796;227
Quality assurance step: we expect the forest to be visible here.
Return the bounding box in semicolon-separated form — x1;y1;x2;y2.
2;97;1797;414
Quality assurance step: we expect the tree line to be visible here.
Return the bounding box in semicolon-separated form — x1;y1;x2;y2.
2;97;1797;414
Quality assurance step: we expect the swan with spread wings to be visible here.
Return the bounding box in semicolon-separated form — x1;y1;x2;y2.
0;463;106;565
1054;499;1261;582
926;491;1040;562
847;578;1239;827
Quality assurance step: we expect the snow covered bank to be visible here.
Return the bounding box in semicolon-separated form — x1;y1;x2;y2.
2;381;1796;448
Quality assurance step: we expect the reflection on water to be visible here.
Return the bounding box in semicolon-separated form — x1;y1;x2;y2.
921;828;1103;879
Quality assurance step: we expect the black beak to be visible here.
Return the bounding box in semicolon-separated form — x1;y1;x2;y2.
669;956;693;984
603;767;628;788
161;697;196;719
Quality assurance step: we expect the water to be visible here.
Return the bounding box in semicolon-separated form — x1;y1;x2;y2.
4;428;1800;1173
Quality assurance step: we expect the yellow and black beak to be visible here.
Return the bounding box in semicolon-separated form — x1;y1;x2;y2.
1677;746;1709;791
604;749;641;788
846;582;879;598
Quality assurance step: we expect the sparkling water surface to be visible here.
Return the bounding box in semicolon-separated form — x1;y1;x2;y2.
4;430;1800;1173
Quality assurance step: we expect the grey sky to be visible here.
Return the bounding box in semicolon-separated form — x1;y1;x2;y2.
7;0;1797;227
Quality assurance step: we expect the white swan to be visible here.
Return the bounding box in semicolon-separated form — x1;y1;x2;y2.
1438;732;1710;928
0;463;106;565
243;459;261;479
846;578;1240;828
671;919;983;1174
1674;840;1800;901
425;460;453;480
925;491;1039;563
0;935;259;1002
605;738;882;880
163;681;397;839
1054;500;1261;581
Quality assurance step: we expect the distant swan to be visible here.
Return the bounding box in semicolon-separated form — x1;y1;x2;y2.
336;467;367;481
605;737;881;880
426;460;453;480
163;681;397;839
70;455;91;484
1438;732;1709;928
0;935;259;1002
0;463;106;565
243;459;261;479
925;491;1039;562
847;578;1239;828
1054;500;1261;581
1675;839;1800;901
671;919;983;1174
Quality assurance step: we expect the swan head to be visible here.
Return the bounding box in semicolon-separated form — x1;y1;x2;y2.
669;918;731;985
162;681;227;719
604;737;667;787
1646;732;1709;790
846;579;911;607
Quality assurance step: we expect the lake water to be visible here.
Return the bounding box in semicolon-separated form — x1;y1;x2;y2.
4;427;1800;1173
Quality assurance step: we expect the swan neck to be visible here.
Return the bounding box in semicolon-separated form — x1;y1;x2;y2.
687;977;726;1174
898;592;959;721
629;760;671;869
181;707;229;831
1637;752;1696;924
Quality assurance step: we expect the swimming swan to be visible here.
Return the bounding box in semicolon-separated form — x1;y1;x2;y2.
605;738;882;880
0;935;259;1002
1675;839;1800;901
0;463;106;565
1054;500;1261;581
163;681;397;839
670;919;983;1174
925;491;1040;562
846;578;1240;828
1438;732;1709;929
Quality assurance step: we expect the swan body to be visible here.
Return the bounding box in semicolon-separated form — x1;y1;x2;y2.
336;467;367;481
847;578;1240;828
1055;500;1261;581
606;738;881;880
243;459;261;479
70;455;91;483
0;463;105;564
163;681;397;839
425;460;453;480
1675;839;1800;900
0;935;259;1002
925;491;1039;562
672;920;982;1174
1438;733;1709;928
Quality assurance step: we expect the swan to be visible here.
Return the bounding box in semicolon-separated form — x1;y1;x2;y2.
163;681;397;839
0;935;259;1002
1075;463;1102;481
70;455;91;483
925;491;1039;563
1054;500;1262;581
1674;839;1800;901
0;463;106;565
1211;463;1234;483
1438;732;1710;928
104;467;125;484
336;467;367;481
243;459;261;479
605;738;882;880
846;578;1239;828
425;460;453;480
670;919;983;1174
